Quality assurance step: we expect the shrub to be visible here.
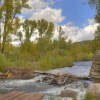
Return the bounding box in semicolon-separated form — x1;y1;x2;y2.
0;53;10;71
39;54;74;71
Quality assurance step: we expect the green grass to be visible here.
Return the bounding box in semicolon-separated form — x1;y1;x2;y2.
0;53;11;71
84;92;96;100
0;50;93;72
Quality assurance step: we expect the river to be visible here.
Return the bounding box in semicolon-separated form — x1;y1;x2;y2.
0;61;93;100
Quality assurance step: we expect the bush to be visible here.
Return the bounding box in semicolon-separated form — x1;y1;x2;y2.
39;54;74;71
74;52;93;61
0;53;11;71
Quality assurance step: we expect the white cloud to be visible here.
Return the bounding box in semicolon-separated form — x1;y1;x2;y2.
14;1;99;43
22;0;65;24
30;7;65;24
22;0;49;16
62;19;99;42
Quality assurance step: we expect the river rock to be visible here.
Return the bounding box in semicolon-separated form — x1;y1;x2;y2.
0;72;8;79
60;90;77;98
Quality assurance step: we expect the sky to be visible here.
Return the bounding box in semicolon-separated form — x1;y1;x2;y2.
16;0;99;42
52;0;96;26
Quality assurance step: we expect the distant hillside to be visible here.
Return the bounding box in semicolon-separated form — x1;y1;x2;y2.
75;40;92;45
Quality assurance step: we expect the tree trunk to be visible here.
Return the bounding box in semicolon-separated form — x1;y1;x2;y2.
1;19;7;54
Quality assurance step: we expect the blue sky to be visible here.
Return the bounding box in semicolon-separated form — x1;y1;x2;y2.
52;0;96;27
21;0;98;42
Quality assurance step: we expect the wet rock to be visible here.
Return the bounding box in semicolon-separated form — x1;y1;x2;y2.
60;90;77;98
40;74;78;86
42;75;58;85
87;83;100;94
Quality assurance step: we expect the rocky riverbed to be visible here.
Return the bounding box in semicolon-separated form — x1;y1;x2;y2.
0;61;95;100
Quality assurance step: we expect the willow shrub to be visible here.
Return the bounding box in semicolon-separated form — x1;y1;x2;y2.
39;54;74;71
74;52;93;61
0;53;11;71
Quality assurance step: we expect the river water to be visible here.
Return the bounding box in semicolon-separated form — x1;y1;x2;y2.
48;61;92;77
0;61;93;100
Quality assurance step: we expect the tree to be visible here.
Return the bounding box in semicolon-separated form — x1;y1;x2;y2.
0;0;2;48
21;19;37;52
58;27;67;49
88;0;100;51
23;19;37;43
95;25;100;40
88;0;97;6
37;19;54;39
93;26;100;51
37;19;54;56
88;0;100;23
0;0;30;53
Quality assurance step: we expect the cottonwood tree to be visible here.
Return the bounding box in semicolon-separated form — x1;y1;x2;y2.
37;19;54;56
88;0;100;50
95;26;100;40
94;26;100;50
0;0;30;53
58;27;67;49
21;19;37;52
88;0;100;22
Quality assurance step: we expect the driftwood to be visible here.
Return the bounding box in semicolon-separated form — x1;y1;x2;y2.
60;90;77;98
36;72;91;86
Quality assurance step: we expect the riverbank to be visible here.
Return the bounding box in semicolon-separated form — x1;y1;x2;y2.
0;61;92;79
